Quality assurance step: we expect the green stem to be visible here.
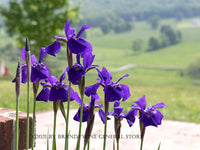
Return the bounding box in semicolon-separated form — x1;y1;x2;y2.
26;80;30;150
117;140;119;150
139;112;145;150
15;96;19;150
140;138;144;150
52;110;57;150
103;100;109;150
31;93;36;150
76;78;85;150
76;93;84;150
65;82;72;150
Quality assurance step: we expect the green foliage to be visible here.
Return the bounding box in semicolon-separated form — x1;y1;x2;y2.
132;39;143;53
147;25;182;51
147;15;160;29
100;22;111;34
0;0;79;56
79;0;200;29
160;25;182;46
114;23;132;33
148;37;160;51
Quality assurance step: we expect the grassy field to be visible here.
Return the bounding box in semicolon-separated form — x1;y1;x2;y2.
1;18;200;123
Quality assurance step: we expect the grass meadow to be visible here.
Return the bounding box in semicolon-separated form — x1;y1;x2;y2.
1;18;200;123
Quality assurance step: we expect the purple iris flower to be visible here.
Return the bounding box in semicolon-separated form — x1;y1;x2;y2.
13;47;50;83
108;101;137;127
36;71;80;102
85;67;131;102
67;52;98;85
45;19;91;57
132;95;166;127
73;94;106;122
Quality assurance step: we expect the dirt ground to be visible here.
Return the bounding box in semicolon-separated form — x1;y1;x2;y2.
35;110;200;150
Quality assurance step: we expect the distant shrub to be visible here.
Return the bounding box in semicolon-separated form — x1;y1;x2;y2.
188;56;200;78
148;37;161;51
113;22;133;33
132;39;143;53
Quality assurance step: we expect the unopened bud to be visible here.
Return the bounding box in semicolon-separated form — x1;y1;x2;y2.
15;59;21;98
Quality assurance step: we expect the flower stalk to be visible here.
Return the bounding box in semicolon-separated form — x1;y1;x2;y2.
32;82;39;150
25;37;31;150
139;119;145;150
15;60;21;150
52;101;59;150
103;98;109;150
65;81;71;150
76;77;85;150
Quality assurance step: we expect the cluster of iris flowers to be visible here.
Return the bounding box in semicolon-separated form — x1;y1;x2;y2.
13;19;166;150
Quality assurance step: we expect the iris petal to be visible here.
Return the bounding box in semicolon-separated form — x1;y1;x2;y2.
67;38;87;54
45;41;61;56
76;25;90;38
73;108;90;122
85;84;100;97
104;85;123;102
36;88;50;102
98;109;111;124
121;84;131;101
31;66;50;83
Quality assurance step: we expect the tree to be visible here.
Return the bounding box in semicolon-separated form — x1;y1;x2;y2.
132;39;143;53
0;0;79;56
147;15;160;29
160;25;182;45
148;37;160;51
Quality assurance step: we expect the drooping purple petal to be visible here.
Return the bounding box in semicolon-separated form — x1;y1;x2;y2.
36;87;50;102
67;38;88;54
98;109;111;124
67;64;85;85
73;108;90;122
31;65;50;83
76;25;90;38
134;95;147;111
49;86;67;101
139;113;158;127
123;109;137;127
104;85;123;102
85;84;100;97
151;110;164;126
21;48;26;62
39;47;47;62
120;84;131;101
45;41;61;56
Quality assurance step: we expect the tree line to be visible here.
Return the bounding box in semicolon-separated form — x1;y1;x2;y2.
132;25;182;53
